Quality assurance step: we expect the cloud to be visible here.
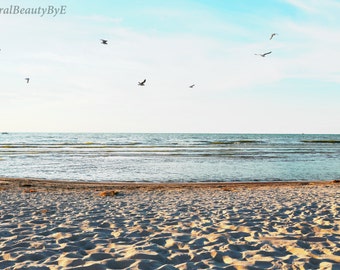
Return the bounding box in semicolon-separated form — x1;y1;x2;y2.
270;13;340;83
284;0;318;13
1;1;340;132
284;0;340;16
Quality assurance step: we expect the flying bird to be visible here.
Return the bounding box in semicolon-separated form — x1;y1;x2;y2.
138;79;146;86
255;51;272;57
25;78;30;83
100;39;108;45
189;84;195;88
270;33;278;40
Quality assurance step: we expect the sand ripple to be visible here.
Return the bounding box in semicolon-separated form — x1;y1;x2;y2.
1;184;340;269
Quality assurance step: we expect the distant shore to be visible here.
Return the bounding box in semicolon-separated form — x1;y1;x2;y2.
1;177;340;269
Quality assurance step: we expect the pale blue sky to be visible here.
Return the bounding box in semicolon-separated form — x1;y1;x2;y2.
1;0;339;133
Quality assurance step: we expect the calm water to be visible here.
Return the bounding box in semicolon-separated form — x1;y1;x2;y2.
1;133;340;182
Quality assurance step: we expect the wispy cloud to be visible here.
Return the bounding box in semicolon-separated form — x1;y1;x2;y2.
1;1;340;132
284;0;340;15
271;2;340;83
284;0;318;13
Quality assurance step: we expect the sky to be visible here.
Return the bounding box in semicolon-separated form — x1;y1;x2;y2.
0;0;339;133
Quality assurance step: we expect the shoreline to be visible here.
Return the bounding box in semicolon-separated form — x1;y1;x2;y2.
1;177;339;192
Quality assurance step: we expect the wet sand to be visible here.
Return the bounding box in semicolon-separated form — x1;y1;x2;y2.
0;178;340;269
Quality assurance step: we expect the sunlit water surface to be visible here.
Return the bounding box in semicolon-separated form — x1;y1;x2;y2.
1;133;340;182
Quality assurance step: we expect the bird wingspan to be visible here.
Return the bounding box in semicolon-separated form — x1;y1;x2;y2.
270;33;278;40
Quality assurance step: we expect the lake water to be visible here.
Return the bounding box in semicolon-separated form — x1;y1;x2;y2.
1;133;340;182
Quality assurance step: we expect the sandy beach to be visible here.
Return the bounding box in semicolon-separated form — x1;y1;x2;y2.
0;178;340;269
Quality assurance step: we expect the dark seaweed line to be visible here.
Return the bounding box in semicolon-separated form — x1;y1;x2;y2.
301;140;340;144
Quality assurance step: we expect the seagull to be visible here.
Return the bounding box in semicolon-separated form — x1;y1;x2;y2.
255;51;272;57
270;33;278;40
100;39;108;45
189;84;195;88
25;78;30;83
138;79;146;86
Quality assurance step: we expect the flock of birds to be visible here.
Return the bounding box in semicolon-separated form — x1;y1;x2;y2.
254;33;278;57
99;33;278;88
6;33;278;86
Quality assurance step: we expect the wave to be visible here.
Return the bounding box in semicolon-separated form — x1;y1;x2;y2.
302;140;340;144
208;140;263;145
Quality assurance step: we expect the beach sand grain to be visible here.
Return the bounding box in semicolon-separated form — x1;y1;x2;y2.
0;178;339;269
